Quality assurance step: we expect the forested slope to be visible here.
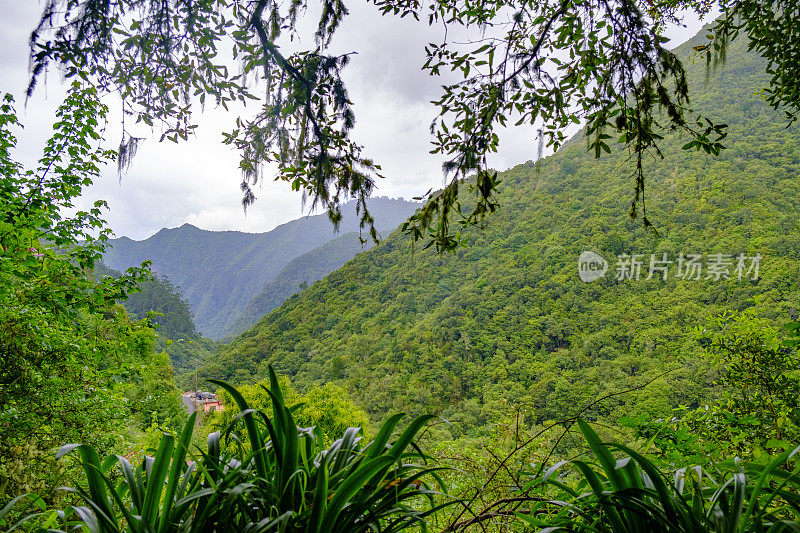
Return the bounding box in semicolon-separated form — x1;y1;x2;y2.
221;232;375;338
103;197;419;338
96;262;198;340
95;262;219;378
203;31;800;436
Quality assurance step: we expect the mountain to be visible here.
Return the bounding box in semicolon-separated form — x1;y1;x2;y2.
202;30;800;436
95;261;198;340
95;261;217;374
102;197;420;338
221;232;375;339
123;274;199;341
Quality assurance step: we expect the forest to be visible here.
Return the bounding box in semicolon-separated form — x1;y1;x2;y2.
2;0;800;531
205;31;799;433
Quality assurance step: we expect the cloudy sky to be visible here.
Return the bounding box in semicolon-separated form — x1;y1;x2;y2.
0;2;712;240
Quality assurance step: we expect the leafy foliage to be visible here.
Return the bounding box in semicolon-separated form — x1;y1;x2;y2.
29;0;386;240
33;369;448;532
0;84;157;501
2;15;800;533
96;261;222;393
123;275;198;341
127;348;187;433
209;374;372;444
710;0;800;124
397;0;729;249
517;420;800;532
28;0;798;250
698;314;800;459
96;261;199;340
628;312;800;467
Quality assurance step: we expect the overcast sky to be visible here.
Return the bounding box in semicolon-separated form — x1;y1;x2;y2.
0;2;712;240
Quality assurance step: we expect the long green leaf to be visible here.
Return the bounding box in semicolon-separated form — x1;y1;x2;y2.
387;415;435;461
615;442;686;525
210;379;268;480
578;420;626;492
309;453;329;533
708;472;746;533
264;386;299;509
141;434;174;526
367;413;404;459
571;459;627;532
331;427;362;475
321;456;395;533
91;463;142;533
114;454;144;515
739;444;800;533
58;444;116;532
0;495;45;533
158;412;196;533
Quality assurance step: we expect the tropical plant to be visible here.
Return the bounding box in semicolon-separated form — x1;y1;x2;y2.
29;367;449;532
517;420;800;532
210;375;372;445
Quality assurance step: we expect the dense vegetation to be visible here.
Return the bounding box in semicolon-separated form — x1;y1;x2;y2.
95;262;198;340
203;32;799;436
9;369;446;532
103;198;419;338
5;18;800;533
222;232;377;339
0;86;184;503
93;262;219;387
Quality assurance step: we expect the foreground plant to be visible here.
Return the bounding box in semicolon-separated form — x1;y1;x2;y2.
518;420;800;532
28;367;448;532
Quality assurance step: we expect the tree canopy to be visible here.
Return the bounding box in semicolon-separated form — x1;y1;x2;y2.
0;83;162;499
27;0;798;250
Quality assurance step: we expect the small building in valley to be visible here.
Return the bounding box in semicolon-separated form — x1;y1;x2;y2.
182;390;224;414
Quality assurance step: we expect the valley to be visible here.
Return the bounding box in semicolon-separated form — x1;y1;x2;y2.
4;9;800;531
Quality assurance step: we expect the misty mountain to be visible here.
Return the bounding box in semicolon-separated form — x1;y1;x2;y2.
221;232;380;339
103;197;420;338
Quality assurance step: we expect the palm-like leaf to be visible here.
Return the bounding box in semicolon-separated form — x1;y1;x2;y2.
520;420;800;533
35;367;450;532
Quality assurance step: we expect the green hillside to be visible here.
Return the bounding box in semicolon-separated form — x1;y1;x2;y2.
202;31;800;436
221;232;375;339
95;261;197;340
103;197;420;338
120;274;198;340
95;262;219;376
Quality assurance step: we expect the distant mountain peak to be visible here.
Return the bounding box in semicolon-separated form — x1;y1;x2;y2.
102;197;421;338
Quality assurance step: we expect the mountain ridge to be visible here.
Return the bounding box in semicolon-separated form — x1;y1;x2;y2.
200;29;800;435
103;197;421;338
221;231;376;339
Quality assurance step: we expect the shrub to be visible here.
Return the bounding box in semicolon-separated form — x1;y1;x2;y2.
22;367;449;532
518;420;800;532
